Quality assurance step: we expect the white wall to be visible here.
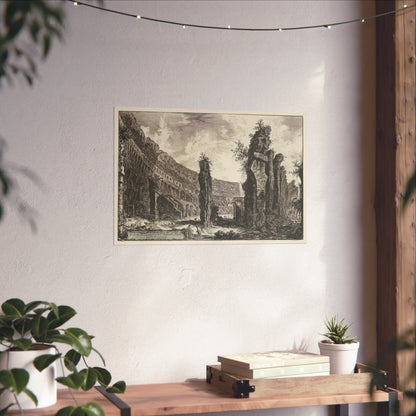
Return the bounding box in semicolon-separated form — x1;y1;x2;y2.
0;1;376;415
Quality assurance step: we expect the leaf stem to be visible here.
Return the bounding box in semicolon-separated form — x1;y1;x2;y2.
54;346;78;407
13;392;24;416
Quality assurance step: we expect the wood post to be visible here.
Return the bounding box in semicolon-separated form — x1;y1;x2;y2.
376;1;416;414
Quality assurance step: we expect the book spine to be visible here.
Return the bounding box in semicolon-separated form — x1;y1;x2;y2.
217;357;253;369
217;355;329;370
221;362;330;379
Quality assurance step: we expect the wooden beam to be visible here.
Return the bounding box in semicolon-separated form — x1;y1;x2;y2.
376;0;416;414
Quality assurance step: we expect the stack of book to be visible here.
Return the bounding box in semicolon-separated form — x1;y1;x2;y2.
217;350;330;379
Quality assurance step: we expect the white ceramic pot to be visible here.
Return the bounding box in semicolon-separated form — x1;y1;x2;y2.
0;344;57;409
318;341;359;375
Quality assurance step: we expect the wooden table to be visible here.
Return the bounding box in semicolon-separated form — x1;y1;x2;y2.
15;379;402;416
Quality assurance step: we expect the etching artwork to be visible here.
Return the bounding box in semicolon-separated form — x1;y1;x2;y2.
115;108;304;243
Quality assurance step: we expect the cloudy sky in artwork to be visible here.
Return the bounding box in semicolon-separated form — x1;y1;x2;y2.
131;109;303;184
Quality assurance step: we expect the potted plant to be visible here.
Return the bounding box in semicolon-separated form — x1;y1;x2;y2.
0;298;125;416
318;315;360;375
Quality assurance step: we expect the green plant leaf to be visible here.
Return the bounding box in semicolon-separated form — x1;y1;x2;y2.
91;347;106;367
388;328;415;352
33;353;61;372
80;368;97;391
24;301;48;313
0;403;15;416
403;170;416;207
49;302;59;319
47;305;76;329
0;168;9;194
1;298;25;316
23;387;38;406
0;370;14;390
322;315;356;344
106;381;126;394
5;17;26;42
34;1;64;26
92;367;111;387
31;314;49;339
45;329;60;339
52;328;91;357
81;402;105;416
56;372;86;390
405;389;416;399
29;19;41;42
55;403;105;416
0;169;11;196
0;368;29;393
5;1;28;26
64;349;81;371
0;326;14;339
55;406;76;416
42;34;51;59
14;317;32;336
23;72;33;86
0;48;8;65
10;338;32;350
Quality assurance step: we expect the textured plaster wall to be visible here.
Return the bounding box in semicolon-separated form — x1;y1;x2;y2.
0;1;376;415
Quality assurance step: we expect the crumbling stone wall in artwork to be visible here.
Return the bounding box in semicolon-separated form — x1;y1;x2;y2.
243;150;275;229
198;156;212;227
273;153;289;217
240;121;298;230
157;195;183;220
242;121;275;229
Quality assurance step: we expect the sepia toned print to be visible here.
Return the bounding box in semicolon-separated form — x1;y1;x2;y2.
114;108;304;244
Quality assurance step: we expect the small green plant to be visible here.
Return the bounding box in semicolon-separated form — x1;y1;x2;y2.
321;315;357;344
0;298;126;416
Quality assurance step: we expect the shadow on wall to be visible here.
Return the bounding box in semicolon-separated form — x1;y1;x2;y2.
357;0;377;368
323;0;377;375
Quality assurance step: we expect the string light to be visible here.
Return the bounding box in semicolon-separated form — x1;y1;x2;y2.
67;0;416;33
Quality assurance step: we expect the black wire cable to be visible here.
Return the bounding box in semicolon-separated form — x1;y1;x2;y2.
68;0;416;32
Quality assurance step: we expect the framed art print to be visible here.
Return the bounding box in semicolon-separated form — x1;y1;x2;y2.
115;108;304;244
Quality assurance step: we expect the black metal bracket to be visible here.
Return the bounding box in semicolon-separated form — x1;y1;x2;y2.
95;386;131;416
232;379;255;398
356;363;389;391
387;388;399;416
334;403;349;416
376;388;399;416
374;370;389;391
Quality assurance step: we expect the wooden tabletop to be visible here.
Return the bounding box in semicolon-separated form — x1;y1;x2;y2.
123;380;399;416
8;388;120;416
9;380;401;416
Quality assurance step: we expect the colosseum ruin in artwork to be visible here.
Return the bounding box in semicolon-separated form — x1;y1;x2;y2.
115;109;303;243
